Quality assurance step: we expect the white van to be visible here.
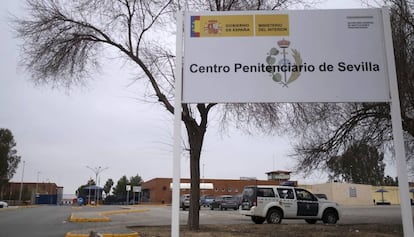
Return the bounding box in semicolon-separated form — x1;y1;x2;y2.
239;185;341;224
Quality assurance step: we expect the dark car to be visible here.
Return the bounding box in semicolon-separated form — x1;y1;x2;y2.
200;195;214;207
314;193;328;200
210;195;238;210
234;194;243;208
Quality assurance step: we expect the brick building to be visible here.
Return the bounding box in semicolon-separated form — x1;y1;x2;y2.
142;171;293;204
0;182;61;205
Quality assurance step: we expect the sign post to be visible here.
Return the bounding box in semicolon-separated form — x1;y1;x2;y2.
172;11;184;237
126;185;131;205
382;8;414;237
132;186;141;204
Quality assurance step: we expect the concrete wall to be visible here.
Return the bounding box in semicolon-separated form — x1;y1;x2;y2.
372;186;404;205
303;183;414;206
304;183;373;206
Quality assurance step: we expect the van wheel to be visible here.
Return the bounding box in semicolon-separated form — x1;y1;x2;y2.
251;216;265;224
251;216;266;224
305;219;317;224
322;210;338;224
267;209;282;224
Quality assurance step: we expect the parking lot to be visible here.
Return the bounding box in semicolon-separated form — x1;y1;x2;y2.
0;204;409;236
117;204;408;236
109;204;407;226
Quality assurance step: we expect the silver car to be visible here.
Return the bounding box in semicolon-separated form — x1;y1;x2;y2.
0;201;8;208
180;194;190;210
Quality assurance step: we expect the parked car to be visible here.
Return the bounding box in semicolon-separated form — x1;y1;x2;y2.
234;194;243;208
315;193;328;200
180;194;190;210
0;201;8;208
210;195;238;210
200;195;214;207
240;185;341;224
180;194;201;210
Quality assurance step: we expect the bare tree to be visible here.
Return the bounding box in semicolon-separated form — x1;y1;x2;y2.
223;0;414;179
13;0;309;230
284;103;393;174
242;0;414;177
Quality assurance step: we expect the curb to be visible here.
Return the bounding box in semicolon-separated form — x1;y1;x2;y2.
67;208;148;236
101;209;148;216
69;209;148;223
69;213;110;222
65;229;139;237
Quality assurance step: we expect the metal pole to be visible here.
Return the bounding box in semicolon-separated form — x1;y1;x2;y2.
126;190;129;205
382;7;414;237
87;177;91;205
35;172;40;194
98;167;108;204
18;161;25;203
95;172;98;205
97;176;100;205
35;171;40;204
172;10;184;237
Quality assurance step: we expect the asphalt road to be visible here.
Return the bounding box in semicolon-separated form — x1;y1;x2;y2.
0;205;411;236
116;205;408;226
0;205;130;237
0;206;76;237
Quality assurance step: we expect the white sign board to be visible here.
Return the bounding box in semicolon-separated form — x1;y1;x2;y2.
133;186;141;192
183;9;390;103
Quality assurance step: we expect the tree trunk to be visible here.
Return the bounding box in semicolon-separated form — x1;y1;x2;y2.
188;139;201;230
183;113;207;230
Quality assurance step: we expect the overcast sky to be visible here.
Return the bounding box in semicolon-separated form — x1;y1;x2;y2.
2;0;392;195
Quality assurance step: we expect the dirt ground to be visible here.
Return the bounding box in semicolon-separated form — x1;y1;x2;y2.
130;223;403;237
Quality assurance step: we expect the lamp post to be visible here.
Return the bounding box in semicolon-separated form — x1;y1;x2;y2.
86;166;108;205
35;171;41;204
18;161;25;203
87;176;92;205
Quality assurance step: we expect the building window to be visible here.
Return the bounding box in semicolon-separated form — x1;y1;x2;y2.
228;187;232;192
215;187;219;192
221;187;225;192
235;188;239;193
162;186;167;191
349;187;357;197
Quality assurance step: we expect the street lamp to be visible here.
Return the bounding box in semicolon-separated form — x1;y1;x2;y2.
86;176;92;205
35;171;41;204
86;166;108;205
18;161;25;203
